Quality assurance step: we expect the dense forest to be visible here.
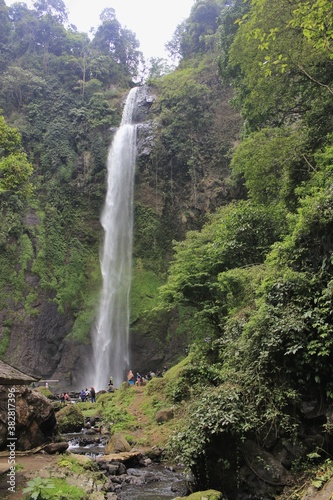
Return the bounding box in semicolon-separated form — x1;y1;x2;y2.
2;0;333;497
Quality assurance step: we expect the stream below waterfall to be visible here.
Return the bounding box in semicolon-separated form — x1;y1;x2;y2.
64;431;187;500
118;466;185;500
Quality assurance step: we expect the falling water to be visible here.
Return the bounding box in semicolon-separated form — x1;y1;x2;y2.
91;87;139;390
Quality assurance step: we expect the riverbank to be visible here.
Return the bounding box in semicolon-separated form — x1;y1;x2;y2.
0;381;183;499
0;448;186;499
0;453;60;499
3;371;333;499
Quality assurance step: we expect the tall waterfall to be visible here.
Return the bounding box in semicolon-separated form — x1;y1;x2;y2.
91;87;139;390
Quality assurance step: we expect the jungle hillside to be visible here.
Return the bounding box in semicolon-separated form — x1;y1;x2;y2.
2;0;333;497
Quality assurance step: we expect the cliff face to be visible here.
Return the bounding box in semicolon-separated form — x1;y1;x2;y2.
2;78;241;390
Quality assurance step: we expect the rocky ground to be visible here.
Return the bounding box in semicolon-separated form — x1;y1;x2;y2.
2;384;333;499
0;453;60;499
0;384;178;499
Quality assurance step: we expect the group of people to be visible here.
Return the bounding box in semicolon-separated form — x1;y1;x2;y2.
127;366;168;386
58;368;168;402
79;387;96;403
59;392;71;402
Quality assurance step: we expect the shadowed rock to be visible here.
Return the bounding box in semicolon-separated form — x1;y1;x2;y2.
0;385;56;451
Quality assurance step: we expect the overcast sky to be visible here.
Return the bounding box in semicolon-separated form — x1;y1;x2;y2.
5;0;195;60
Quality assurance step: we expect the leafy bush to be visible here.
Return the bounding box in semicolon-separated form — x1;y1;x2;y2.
23;477;87;499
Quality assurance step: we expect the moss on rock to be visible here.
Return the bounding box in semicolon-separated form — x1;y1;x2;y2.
56;404;84;433
173;490;223;500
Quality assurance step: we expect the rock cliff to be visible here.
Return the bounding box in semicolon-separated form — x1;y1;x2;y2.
2;79;241;391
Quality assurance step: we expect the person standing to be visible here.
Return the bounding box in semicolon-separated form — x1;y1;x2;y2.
90;386;96;403
127;370;135;386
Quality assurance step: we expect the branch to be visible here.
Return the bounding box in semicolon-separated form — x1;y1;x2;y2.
302;154;316;173
297;64;333;96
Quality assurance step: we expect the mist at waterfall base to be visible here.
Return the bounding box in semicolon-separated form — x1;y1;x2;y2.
90;88;139;391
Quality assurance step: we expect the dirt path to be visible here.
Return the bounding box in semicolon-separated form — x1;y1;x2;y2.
0;453;59;499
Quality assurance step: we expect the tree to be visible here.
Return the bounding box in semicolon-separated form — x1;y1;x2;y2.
7;2;40;58
0;114;21;155
91;8;141;79
252;0;333;62
33;0;68;23
1;66;46;110
230;126;309;206
227;0;333;130
0;115;33;198
147;57;175;80
0;152;33;197
166;0;228;61
0;0;10;70
159;200;284;329
165;21;187;62
217;0;250;80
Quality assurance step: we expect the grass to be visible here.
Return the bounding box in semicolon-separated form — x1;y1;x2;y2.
86;364;190;450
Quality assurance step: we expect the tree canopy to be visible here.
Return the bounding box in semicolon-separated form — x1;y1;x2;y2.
2;0;333;495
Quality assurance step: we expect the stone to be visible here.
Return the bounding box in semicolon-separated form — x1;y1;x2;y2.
56;404;84;433
0;385;56;451
171;479;190;496
173;490;223;500
96;451;143;467
104;433;131;454
302;478;333;499
155;408;174;423
241;439;292;487
43;441;68;454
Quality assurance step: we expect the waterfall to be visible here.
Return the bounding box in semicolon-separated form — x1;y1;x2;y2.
91;87;139;390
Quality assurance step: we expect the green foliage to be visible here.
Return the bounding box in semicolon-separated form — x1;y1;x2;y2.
0;1;139;356
70;284;100;343
174;305;216;346
166;0;225;59
0;115;33;197
158;200;284;329
146;57;175;80
310;458;333;490
96;385;136;431
130;259;162;323
286;0;333;60
226;0;333;132
0;114;21;154
34;386;53;399
217;264;265;316
23;476;87;500
0;151;33;197
0;325;10;358
133;203;164;264
57;455;97;474
29;203;100;316
3;1;333;495
149;54;238;228
18;233;34;285
230;126;308;206
23;477;55;500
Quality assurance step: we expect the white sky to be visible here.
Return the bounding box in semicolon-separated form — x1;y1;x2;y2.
5;0;195;61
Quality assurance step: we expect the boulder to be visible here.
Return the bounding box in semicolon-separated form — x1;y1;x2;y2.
0;385;56;451
105;433;131;454
43;441;68;454
155;408;174;423
241;439;292;487
173;490;223;500
56;404;84;433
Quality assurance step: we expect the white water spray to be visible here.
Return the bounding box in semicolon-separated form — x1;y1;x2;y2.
91;87;139;390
